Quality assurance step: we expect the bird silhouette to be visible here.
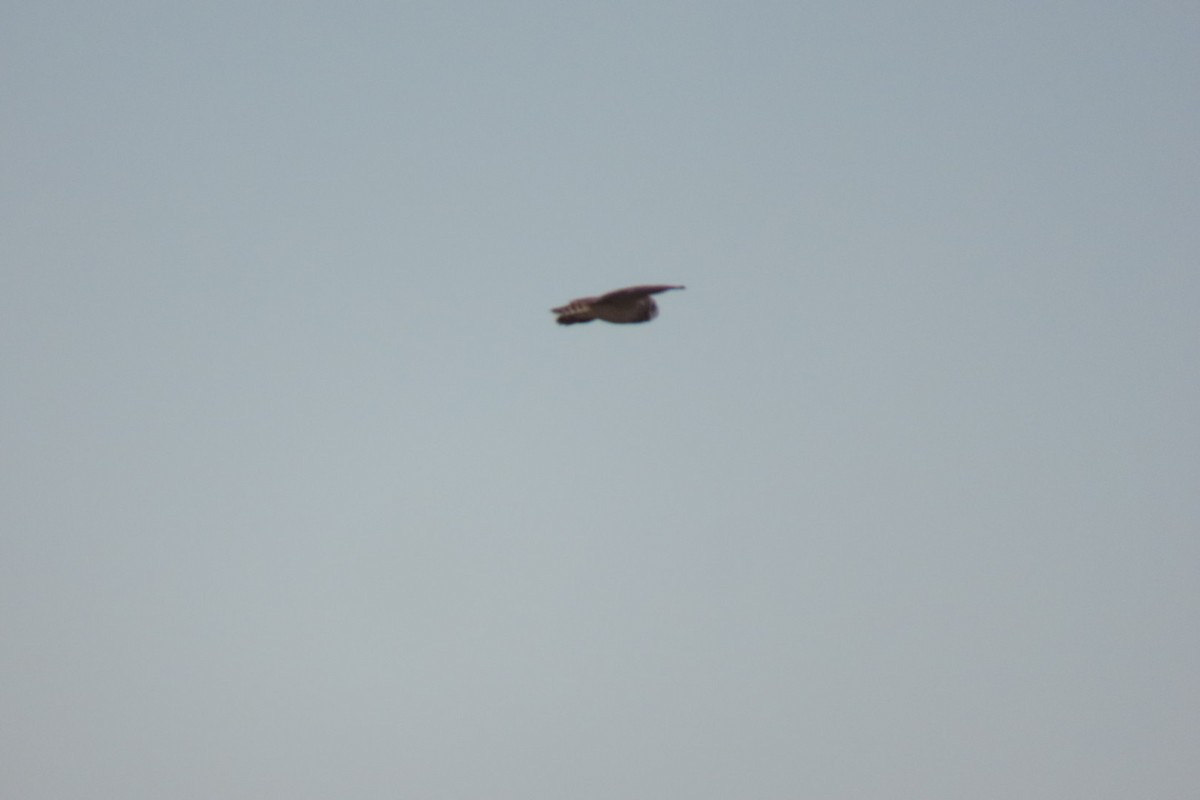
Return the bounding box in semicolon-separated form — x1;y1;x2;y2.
551;284;685;325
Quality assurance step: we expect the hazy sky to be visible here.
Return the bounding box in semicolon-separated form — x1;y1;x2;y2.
3;2;1198;798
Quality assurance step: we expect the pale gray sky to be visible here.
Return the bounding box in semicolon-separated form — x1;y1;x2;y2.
3;2;1198;798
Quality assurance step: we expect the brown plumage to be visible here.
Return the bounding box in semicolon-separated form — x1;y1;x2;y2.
552;284;685;326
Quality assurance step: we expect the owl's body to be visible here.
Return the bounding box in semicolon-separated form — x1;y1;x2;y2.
552;284;685;325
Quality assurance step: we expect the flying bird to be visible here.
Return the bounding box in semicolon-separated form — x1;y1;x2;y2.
551;284;685;326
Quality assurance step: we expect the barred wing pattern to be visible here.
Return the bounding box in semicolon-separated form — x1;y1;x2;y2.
552;284;685;326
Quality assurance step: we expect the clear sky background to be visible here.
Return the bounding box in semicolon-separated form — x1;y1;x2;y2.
3;2;1198;798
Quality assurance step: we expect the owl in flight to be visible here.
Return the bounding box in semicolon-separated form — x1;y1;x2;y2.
552;284;685;326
